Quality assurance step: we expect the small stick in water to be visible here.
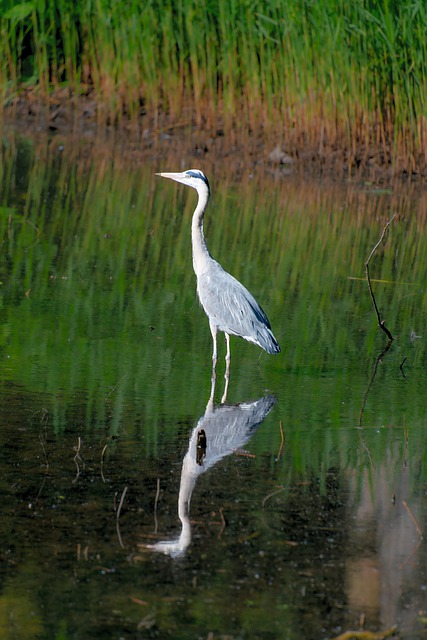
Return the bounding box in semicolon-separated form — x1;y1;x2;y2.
365;213;396;341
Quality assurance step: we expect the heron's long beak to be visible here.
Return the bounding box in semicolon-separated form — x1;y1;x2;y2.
155;171;187;184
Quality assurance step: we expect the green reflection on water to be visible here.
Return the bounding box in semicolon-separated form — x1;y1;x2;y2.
0;131;427;639
1;134;426;466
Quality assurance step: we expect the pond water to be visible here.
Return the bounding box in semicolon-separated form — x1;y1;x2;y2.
0;129;426;639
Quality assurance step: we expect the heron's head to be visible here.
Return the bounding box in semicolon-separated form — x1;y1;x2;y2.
156;169;210;194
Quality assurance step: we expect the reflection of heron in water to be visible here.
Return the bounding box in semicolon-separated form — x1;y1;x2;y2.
156;170;280;386
146;393;276;558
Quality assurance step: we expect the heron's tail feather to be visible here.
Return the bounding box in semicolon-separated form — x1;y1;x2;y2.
253;327;281;354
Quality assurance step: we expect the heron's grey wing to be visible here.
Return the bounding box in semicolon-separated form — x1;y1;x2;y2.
197;263;271;336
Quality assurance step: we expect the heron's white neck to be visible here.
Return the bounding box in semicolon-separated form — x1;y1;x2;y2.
191;183;211;276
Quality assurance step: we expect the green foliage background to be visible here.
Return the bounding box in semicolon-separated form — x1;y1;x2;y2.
1;1;427;168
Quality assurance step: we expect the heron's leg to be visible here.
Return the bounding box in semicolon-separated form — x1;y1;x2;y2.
210;322;218;366
208;364;216;406
208;371;216;406
224;333;231;366
221;333;231;403
221;374;229;404
208;322;218;404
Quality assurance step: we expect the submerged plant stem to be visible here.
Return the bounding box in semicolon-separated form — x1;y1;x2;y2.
402;500;423;539
116;485;128;549
331;626;398;640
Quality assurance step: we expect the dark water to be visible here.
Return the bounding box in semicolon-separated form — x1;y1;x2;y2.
0;131;426;639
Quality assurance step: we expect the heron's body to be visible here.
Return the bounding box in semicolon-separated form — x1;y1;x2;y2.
196;261;279;353
156;169;280;366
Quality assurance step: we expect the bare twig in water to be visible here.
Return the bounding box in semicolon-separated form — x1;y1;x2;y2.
24;218;41;250
399;356;407;378
235;449;256;458
32;409;51;505
365;214;396;341
277;420;285;460
105;373;128;401
400;499;423;568
217;507;226;539
153;478;160;534
358;435;375;470
136;613;156;631
39;432;49;469
331;626;398;640
130;597;149;606
116;486;128;549
76;544;89;561
399;538;423;569
33;431;51;504
117;486;128;519
33;407;49;426
402;500;423;539
100;444;108;483
402;417;408;467
73;437;85;483
359;216;396;430
262;486;286;508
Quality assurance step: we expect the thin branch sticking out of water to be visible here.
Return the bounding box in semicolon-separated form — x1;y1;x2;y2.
358;214;396;430
116;486;128;549
277;420;285;461
153;478;160;534
365;213;396;342
402;499;423;540
399;499;423;568
262;486;286;509
402;418;409;467
73;436;85;483
100;444;108;483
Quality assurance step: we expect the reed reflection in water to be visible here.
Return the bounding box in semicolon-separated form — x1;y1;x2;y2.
146;380;275;558
1;132;427;638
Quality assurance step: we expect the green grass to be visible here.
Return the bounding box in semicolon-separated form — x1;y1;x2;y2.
1;1;427;172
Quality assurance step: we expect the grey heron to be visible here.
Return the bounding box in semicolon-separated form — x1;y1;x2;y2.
145;393;276;557
156;169;280;371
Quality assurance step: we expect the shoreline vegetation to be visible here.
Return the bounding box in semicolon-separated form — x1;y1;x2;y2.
1;0;427;181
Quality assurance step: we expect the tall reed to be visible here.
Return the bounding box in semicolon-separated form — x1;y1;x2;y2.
1;1;427;172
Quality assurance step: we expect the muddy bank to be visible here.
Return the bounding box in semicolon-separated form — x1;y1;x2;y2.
4;90;427;186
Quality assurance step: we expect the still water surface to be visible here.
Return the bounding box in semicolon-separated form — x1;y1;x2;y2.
0;131;426;639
